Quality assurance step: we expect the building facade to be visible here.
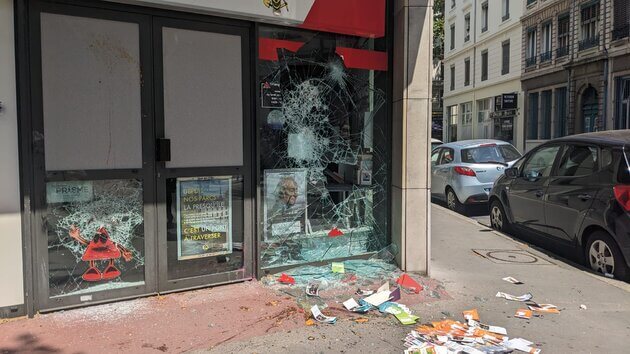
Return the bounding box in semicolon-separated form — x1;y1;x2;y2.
443;0;525;152
521;0;630;152
0;0;433;318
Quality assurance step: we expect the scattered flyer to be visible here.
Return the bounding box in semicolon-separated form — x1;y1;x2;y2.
496;291;533;302
364;290;391;306
502;276;524;285
528;303;560;314
356;288;375;296
505;338;541;354
377;282;390;293
514;309;533;319
343;298;359;311
306;280;320;297
389;287;402;302
311;305;337;324
331;262;345;274
383;303;419;325
462;309;480;321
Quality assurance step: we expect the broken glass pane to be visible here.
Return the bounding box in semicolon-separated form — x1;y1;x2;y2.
257;26;390;269
45;179;145;297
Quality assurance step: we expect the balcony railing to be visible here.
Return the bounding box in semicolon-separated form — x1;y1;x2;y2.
612;24;630;41
579;35;599;51
540;51;552;63
525;56;537;68
556;46;569;58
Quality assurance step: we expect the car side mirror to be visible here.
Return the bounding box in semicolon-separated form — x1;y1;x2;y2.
505;167;519;179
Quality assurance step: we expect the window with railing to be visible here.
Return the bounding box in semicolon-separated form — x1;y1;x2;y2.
557;15;570;58
526;28;537;67
541;21;552;62
613;0;629;40
579;2;599;50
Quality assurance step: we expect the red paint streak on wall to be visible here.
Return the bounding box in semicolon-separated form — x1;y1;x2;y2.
259;38;388;71
300;0;386;38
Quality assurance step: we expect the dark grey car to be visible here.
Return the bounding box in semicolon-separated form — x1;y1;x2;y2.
489;131;630;281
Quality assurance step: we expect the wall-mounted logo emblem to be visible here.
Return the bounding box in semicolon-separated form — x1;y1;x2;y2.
263;0;289;15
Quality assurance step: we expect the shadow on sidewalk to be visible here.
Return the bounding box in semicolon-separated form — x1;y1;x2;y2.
0;333;61;354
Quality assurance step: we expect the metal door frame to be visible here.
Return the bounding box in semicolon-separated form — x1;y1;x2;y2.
152;16;255;292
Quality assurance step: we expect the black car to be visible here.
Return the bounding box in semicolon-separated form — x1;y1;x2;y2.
489;131;630;281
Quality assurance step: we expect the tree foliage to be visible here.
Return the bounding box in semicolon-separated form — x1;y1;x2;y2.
433;0;444;60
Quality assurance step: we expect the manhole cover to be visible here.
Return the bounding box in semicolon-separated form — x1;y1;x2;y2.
472;249;554;265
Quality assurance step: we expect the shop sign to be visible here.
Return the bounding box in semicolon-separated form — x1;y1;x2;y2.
46;181;93;204
261;81;283;108
495;93;518;111
176;177;232;260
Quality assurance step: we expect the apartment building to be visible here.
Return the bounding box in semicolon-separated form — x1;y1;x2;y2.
443;0;524;151
522;0;630;151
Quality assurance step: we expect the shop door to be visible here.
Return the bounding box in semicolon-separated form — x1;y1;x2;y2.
152;18;254;292
29;2;252;311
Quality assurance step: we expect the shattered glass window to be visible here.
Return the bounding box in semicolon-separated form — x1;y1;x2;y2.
257;26;390;269
46;180;145;297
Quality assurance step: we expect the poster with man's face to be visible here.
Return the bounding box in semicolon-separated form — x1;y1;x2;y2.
264;169;308;240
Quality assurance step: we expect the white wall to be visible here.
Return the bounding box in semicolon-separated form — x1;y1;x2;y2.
0;0;25;309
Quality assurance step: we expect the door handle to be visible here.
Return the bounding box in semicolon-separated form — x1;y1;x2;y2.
535;190;544;198
578;194;593;201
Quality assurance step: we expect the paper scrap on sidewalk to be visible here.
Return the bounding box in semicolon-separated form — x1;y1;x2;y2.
468;320;508;336
331;262;345;274
306;280;320;297
514;309;533;319
384;303;419;325
311;305;337;324
502;276;524;285
363;290;391;306
389;287;402;302
496;291;533;302
462;309;480;321
278;273;295;284
396;273;423;294
528;303;559;314
377;282;390;293
343;298;359;311
356;288;374;296
505;338;541;354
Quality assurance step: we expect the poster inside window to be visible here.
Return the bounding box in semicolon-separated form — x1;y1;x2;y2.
176;176;233;260
257;25;390;269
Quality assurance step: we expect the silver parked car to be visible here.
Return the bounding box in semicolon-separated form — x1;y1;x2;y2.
431;139;521;212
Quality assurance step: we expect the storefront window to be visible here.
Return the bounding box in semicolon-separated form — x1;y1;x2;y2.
256;26;389;269
45;180;145;297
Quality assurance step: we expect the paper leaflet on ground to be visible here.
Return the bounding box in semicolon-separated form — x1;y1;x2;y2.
343;298;359;310
363;289;391;306
505;338;542;354
468;320;508;336
462;309;480;321
495;291;533;302
527;303;559;314
389;287;402;302
356;288;374;296
311;305;337;324
381;303;419;325
306;280;320;296
377;281;389;293
515;309;533;319
502;276;524;285
397;273;423;294
331;262;345;274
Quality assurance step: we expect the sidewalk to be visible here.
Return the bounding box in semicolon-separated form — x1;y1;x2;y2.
1;205;629;353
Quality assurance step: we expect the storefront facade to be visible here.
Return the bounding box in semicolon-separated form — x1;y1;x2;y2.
0;0;433;317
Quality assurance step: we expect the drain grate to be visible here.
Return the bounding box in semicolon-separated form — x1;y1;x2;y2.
472;249;554;265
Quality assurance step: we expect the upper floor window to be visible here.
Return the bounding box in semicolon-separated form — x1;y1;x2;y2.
465;13;471;42
464;58;471;86
450;65;455;91
502;0;510;21
580;2;600;50
541;22;552;62
481;2;489;33
557;14;570;57
502;40;510;75
481;50;488;81
613;0;630;40
450;23;455;50
451;0;456;9
527;0;537;6
526;28;537;67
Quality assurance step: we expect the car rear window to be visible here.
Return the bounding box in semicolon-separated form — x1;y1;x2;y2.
461;144;521;164
618;149;630;184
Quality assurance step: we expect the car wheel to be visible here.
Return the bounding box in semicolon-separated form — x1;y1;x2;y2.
446;187;465;214
490;200;511;233
585;231;629;281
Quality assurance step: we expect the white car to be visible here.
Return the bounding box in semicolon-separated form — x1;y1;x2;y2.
431;140;521;212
